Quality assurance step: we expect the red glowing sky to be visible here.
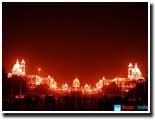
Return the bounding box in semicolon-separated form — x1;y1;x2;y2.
2;3;148;85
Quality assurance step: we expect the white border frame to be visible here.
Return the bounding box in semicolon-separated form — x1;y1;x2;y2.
2;2;150;114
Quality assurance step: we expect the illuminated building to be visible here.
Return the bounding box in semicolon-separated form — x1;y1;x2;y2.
96;77;105;91
112;77;126;82
48;75;57;89
7;59;145;93
84;83;91;93
35;75;42;85
7;72;12;78
73;78;80;90
62;83;68;91
128;63;133;79
8;59;26;77
21;59;26;75
128;63;143;80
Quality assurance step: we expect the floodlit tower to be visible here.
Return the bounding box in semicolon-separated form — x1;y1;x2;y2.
21;59;25;75
128;63;133;79
12;59;22;75
16;59;19;64
10;59;26;76
132;63;142;80
128;63;143;80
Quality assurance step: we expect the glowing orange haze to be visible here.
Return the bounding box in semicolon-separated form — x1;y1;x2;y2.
3;3;148;84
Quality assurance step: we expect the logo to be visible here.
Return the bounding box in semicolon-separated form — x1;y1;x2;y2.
137;105;148;110
122;105;134;110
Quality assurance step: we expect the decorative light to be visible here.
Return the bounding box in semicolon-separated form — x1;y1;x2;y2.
8;59;145;94
48;75;51;79
62;83;68;91
73;78;80;88
105;82;109;86
10;59;26;76
83;83;91;93
21;59;25;64
35;75;42;85
102;76;105;81
48;76;57;89
96;78;104;90
7;72;12;78
38;67;41;72
128;63;143;80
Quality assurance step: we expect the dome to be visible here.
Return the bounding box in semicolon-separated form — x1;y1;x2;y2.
12;63;21;72
132;67;141;75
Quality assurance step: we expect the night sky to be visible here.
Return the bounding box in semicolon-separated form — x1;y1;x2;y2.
3;3;148;86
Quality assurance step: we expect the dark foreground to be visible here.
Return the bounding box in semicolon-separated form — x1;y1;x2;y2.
2;72;148;111
3;93;148;111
